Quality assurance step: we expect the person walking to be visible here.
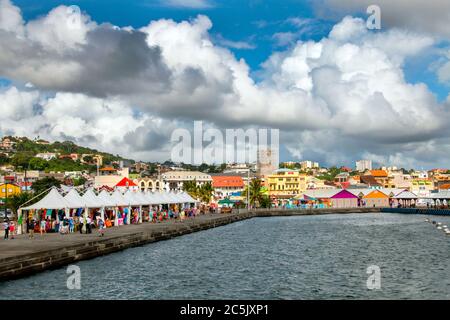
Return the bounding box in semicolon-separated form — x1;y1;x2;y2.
69;217;74;233
28;219;35;239
79;217;84;234
3;219;9;240
40;219;46;235
9;221;15;239
86;216;92;234
98;218;105;237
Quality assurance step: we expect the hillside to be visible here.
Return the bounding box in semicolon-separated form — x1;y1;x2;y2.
0;136;133;173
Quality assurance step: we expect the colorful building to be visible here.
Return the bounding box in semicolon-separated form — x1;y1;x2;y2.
267;169;307;199
363;190;390;207
331;190;359;208
302;189;358;208
133;177;164;192
115;177;139;192
411;179;433;198
0;183;21;202
162;171;212;191
212;176;245;199
370;170;391;188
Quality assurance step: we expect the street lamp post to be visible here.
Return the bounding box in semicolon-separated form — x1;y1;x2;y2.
246;168;250;211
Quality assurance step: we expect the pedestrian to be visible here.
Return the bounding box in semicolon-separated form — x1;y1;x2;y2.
28;219;35;239
40;219;46;235
9;221;15;239
79;217;84;234
86;216;92;234
98;218;105;237
69;217;74;233
3;220;9;240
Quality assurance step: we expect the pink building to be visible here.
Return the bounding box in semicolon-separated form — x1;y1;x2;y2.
331;190;359;208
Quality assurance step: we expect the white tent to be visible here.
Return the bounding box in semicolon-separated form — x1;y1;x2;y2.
146;191;162;204
159;192;175;204
22;188;70;210
179;191;197;203
136;191;150;205
97;190;116;207
110;190;129;206
123;190;144;206
64;189;88;209
168;191;182;204
82;189;101;208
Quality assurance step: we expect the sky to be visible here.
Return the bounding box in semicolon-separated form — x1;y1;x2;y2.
0;0;450;169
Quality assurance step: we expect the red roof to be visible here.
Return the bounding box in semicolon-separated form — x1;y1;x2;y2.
212;176;244;188
115;177;137;187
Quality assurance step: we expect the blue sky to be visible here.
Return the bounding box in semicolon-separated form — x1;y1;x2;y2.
14;0;323;69
2;0;450;168
13;0;448;101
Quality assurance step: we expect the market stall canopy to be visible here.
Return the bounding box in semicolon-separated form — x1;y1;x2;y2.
97;190;116;207
22;188;71;210
218;198;236;205
145;191;160;204
110;190;129;206
82;189;101;208
136;191;150;205
64;189;88;209
168;191;182;204
179;192;198;203
393;190;418;199
123;190;144;206
158;192;174;204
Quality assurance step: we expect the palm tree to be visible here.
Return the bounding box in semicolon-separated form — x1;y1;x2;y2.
198;182;214;204
243;178;265;208
183;180;199;199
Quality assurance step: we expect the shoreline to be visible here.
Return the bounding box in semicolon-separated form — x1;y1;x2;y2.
0;208;380;281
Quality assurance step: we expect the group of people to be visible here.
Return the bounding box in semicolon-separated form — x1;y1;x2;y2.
2;219;16;240
146;207;199;223
7;204;206;240
25;215;106;238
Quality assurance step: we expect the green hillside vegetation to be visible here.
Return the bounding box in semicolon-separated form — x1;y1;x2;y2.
1;136;132;173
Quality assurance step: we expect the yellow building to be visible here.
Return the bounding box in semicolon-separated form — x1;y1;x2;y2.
0;183;21;200
411;179;434;197
267;169;307;199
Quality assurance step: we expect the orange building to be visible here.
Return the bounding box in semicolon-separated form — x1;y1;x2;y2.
363;190;389;207
212;176;245;198
370;170;392;188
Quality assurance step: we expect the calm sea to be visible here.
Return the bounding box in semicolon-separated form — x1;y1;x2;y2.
1;213;450;299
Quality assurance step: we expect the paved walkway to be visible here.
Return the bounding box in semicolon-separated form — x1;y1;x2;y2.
0;213;228;261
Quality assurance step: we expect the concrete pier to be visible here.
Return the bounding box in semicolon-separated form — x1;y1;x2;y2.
0;208;380;281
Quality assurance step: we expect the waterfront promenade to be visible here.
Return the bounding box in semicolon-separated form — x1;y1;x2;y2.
0;208;380;281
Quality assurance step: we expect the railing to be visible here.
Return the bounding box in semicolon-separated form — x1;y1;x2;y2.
234;207;382;214
381;208;450;216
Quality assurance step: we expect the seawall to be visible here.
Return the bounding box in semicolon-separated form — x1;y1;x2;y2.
0;208;380;281
381;208;450;216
